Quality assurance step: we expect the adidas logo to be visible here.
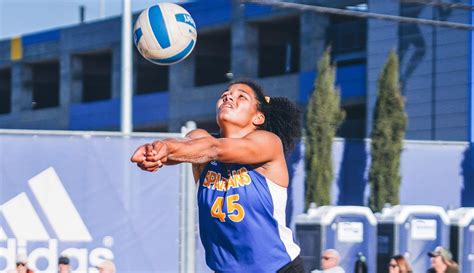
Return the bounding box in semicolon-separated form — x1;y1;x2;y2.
0;167;114;273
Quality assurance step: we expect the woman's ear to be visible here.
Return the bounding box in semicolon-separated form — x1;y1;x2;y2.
253;112;265;126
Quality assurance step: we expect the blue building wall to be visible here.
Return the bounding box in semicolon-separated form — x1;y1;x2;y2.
366;0;471;141
299;63;366;104
69;99;121;130
22;29;60;46
69;91;169;130
184;0;232;28
470;0;474;144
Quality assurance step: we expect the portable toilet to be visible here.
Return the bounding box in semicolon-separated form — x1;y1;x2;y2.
449;207;474;272
295;205;377;273
376;205;450;273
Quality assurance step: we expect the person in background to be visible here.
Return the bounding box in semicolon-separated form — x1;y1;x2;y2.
388;254;412;273
311;249;345;273
15;254;34;273
427;246;459;273
96;260;116;273
58;256;71;273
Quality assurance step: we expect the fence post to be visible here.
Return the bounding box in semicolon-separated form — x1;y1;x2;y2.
180;121;197;273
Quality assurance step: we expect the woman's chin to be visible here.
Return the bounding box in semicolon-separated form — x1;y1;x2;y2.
217;112;231;121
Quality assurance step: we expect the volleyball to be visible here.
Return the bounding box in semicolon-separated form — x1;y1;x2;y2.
133;3;197;65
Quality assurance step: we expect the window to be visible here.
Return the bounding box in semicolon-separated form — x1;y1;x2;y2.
258;16;300;77
81;52;112;102
327;16;366;55
337;103;366;139
135;51;169;94
0;68;11;114
194;29;231;86
32;61;60;109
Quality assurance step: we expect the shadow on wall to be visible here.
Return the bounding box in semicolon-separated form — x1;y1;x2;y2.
461;145;474;207
337;139;369;205
398;3;426;92
399;1;458;91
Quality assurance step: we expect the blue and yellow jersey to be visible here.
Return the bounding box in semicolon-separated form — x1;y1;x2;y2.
197;161;300;273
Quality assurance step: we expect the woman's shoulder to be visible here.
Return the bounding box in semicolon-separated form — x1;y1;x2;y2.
446;264;459;273
186;128;212;139
245;130;281;142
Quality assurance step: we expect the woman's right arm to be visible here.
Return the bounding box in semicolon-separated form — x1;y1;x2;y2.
130;128;212;181
185;129;212;182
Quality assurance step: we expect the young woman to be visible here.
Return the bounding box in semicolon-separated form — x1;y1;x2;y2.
427;247;459;273
388;255;412;273
131;79;303;272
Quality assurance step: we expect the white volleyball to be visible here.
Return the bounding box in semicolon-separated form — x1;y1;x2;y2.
133;3;197;65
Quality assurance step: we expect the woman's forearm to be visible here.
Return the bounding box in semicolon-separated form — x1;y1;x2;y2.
164;136;219;164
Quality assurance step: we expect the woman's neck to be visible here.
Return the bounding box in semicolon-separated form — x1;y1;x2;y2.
220;124;256;138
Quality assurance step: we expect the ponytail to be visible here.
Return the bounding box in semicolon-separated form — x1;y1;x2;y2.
229;79;301;154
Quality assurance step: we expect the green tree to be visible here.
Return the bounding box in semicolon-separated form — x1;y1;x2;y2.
305;48;345;208
369;50;407;212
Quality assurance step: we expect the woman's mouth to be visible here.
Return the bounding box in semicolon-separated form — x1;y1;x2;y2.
220;102;233;110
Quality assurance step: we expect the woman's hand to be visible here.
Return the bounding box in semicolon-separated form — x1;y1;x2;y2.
131;141;169;172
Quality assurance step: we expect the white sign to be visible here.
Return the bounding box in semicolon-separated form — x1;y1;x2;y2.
411;219;437;240
337;222;363;243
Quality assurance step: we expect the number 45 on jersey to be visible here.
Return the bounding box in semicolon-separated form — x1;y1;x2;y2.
211;194;245;222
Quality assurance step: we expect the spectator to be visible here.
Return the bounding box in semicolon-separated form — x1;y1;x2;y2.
15;254;33;273
96;260;116;273
388;255;412;273
311;249;345;273
427;246;459;273
58;256;71;273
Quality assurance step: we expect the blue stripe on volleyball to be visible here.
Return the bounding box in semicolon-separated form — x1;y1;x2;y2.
148;5;171;49
175;13;196;29
151;39;195;64
133;28;143;46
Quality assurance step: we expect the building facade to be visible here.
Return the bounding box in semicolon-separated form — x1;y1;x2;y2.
0;0;471;141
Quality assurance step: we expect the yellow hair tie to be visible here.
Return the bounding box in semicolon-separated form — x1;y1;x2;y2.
264;96;270;104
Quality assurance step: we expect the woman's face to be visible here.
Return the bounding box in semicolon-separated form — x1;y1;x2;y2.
59;263;70;273
16;263;27;273
216;83;261;129
389;259;400;273
431;255;445;270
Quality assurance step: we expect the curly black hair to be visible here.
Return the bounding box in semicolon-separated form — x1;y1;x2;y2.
229;79;301;154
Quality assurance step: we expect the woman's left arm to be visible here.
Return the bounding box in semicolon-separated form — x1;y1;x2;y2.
161;130;283;165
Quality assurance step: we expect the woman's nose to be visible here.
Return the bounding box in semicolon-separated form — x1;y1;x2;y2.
224;95;234;102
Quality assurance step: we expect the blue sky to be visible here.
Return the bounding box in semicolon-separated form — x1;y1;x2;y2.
0;0;187;40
